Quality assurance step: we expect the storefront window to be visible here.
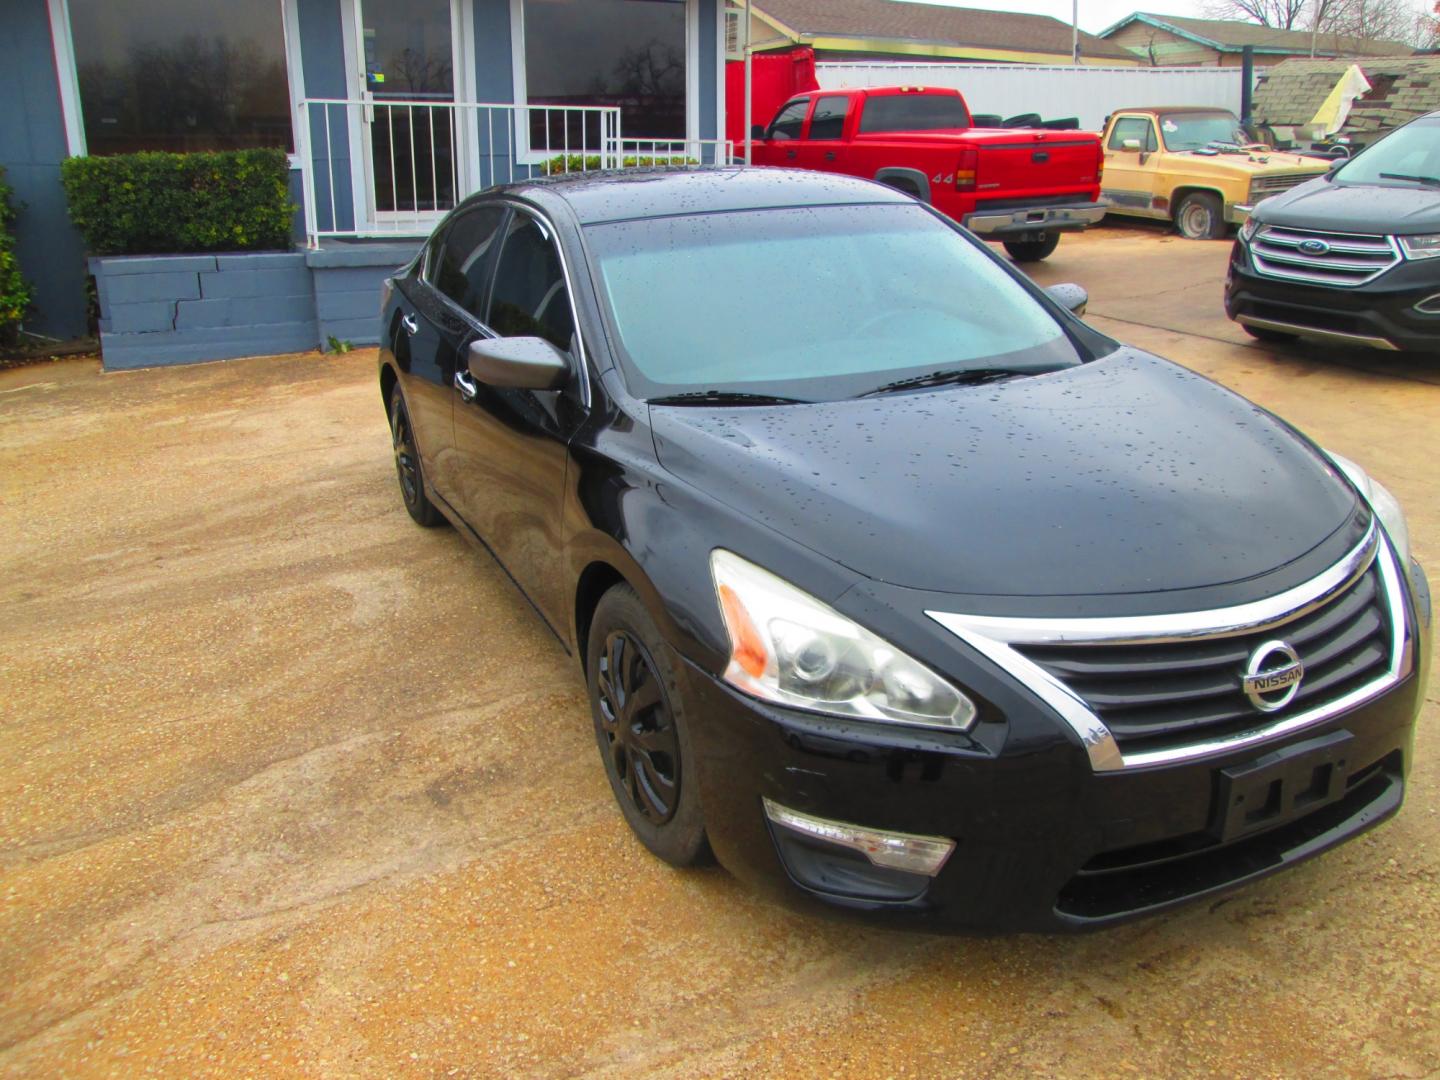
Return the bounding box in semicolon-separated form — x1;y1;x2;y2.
522;0;688;147
68;0;293;155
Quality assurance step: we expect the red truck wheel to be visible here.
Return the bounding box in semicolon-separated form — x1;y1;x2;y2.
1003;234;1060;262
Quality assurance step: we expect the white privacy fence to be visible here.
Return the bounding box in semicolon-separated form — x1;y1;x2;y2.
816;63;1255;132
296;98;734;245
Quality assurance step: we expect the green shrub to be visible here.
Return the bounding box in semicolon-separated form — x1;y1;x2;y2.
541;153;700;175
61;149;296;256
0;166;34;346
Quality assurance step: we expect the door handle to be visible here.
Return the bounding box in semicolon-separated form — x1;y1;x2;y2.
454;369;478;402
401;313;419;336
824;151;837;161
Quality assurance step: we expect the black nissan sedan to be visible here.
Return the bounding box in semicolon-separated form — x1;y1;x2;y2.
378;168;1431;932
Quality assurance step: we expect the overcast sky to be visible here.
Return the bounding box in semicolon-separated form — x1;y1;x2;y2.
894;0;1422;36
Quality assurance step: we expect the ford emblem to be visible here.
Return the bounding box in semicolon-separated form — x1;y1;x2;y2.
1298;238;1331;256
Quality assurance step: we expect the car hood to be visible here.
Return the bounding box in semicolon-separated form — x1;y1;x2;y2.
1255;176;1440;233
649;350;1358;597
1168;150;1327;178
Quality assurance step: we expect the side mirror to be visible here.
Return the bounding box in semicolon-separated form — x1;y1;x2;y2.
468;336;569;391
1046;283;1088;317
751;124;767;141
1120;138;1142;152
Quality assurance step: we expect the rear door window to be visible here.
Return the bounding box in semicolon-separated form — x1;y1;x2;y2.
806;95;850;140
857;95;969;134
429;206;506;319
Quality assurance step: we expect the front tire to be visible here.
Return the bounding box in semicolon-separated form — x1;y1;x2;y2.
1003;233;1060;262
389;390;443;527
1175;192;1226;240
586;584;710;868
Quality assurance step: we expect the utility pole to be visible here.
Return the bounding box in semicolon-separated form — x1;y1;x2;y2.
744;0;754;164
1072;0;1080;63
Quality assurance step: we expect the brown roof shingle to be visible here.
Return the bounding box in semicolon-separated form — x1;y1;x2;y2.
753;0;1138;63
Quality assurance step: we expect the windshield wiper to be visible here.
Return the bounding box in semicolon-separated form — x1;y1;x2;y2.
647;389;806;406
859;367;1031;397
1378;172;1440;187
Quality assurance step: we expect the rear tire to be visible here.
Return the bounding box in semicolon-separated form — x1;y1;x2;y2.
1003;233;1061;262
389;390;443;527
586;584;710;868
1241;322;1298;344
1175;192;1226;240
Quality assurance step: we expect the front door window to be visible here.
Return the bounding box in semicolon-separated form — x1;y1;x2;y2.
360;0;457;215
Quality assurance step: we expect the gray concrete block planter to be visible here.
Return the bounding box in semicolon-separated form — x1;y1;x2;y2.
90;241;419;370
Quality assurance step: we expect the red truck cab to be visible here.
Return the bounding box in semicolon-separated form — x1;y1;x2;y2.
750;86;1107;261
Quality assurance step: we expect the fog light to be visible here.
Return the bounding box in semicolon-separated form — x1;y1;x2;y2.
762;798;955;876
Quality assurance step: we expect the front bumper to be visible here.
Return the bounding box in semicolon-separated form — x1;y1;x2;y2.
962;201;1107;238
1226;238;1440;353
682;560;1430;933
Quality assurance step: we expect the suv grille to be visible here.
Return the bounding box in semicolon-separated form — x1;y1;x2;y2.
1015;561;1391;756
1249;172;1324;198
1250;225;1399;287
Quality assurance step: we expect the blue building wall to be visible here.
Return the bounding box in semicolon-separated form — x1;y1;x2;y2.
6;0;724;355
0;0;89;339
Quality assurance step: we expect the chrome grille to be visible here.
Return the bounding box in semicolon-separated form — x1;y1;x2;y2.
1013;560;1392;756
1250;225;1399;287
1249;172;1325;198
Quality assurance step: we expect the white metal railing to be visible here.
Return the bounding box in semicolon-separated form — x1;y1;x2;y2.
296;98;735;245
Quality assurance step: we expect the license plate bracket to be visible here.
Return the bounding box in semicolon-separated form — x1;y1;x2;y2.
1211;730;1353;843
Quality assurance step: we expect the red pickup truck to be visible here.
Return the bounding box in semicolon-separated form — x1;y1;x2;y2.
750;86;1106;261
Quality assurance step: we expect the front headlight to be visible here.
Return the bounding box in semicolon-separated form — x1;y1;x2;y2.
1238;215;1260;243
1327;451;1412;570
710;550;978;730
1399;234;1440;260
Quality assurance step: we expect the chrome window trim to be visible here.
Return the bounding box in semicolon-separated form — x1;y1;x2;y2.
926;525;1414;773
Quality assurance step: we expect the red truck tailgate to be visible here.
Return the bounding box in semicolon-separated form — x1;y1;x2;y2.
964;130;1101;200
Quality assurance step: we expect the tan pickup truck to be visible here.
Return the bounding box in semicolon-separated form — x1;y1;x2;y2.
1100;107;1330;239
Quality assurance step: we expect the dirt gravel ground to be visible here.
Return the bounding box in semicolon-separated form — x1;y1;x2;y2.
2;225;1438;1079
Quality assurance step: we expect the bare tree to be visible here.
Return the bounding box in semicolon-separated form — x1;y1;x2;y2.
1204;0;1433;44
1201;0;1309;29
1316;0;1420;42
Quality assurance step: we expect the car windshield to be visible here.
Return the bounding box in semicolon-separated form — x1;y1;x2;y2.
584;203;1082;402
1159;112;1248;152
1334;117;1440;188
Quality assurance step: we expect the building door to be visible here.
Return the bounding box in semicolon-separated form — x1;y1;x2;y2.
354;0;465;229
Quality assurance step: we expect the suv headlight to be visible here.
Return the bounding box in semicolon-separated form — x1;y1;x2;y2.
1399;234;1440;260
710;550;977;730
1238;215;1260;243
1327;451;1411;570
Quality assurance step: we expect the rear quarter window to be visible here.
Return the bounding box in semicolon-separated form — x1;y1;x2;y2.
858;95;970;134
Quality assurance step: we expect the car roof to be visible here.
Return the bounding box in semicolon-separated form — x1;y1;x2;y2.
1110;106;1239;116
478;166;913;225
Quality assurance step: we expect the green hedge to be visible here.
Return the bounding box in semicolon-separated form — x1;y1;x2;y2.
61;148;296;256
541;154;699;175
0;166;33;346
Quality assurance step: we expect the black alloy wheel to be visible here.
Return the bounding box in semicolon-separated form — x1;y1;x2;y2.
586;583;710;866
595;629;680;825
389;391;443;527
